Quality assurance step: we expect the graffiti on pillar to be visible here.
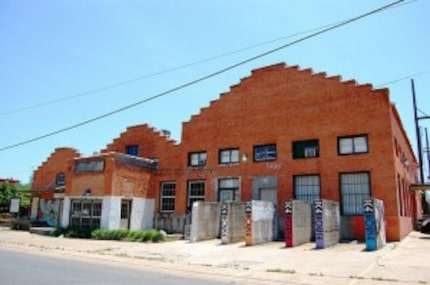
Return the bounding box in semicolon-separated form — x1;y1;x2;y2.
245;201;252;245
314;200;324;249
364;199;376;251
284;201;293;247
220;203;228;240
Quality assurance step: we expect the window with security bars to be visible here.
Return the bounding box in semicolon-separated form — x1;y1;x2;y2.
160;182;176;212
70;199;102;229
187;181;205;210
294;175;321;204
340;172;370;215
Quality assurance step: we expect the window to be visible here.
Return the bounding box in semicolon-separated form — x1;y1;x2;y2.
125;145;139;156
338;135;368;155
219;148;239;164
340;172;371;215
254;144;277;162
189;152;207;166
160;182;176;212
187;180;205;210
292;139;319;159
218;178;239;202
294;175;321;203
75;160;104;172
70;199;102;229
56;172;65;186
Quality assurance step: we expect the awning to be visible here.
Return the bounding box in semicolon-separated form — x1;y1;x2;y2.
410;184;430;191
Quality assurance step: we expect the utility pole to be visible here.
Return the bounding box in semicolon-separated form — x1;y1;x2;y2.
426;128;430;181
411;79;425;183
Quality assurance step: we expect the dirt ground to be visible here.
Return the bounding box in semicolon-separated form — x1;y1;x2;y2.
1;227;429;285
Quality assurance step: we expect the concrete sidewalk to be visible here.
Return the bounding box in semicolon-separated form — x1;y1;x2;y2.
0;227;429;285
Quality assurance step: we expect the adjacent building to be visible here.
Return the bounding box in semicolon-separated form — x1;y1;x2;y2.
31;63;422;241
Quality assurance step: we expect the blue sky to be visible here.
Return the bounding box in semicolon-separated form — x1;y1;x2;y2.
1;0;429;184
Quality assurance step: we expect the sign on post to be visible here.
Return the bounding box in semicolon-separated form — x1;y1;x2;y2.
9;198;20;214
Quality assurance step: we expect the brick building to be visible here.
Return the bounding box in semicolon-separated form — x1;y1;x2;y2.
32;63;421;241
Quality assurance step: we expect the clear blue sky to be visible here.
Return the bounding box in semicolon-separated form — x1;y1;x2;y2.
1;0;429;184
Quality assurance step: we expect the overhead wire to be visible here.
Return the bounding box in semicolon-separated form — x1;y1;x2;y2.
0;0;406;152
0;0;415;116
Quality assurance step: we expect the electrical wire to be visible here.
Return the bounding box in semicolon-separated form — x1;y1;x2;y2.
0;0;414;116
0;0;406;152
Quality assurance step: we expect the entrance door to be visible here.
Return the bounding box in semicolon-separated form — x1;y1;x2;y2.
120;200;131;229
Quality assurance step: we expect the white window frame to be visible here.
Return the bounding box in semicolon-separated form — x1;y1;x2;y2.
189;152;207;166
338;135;368;155
160;182;176;212
219;148;239;164
187;180;205;210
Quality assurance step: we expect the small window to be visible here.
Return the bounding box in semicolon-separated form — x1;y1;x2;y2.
56;172;65;186
292;139;319;159
160;182;176;212
189;152;207;167
219;148;239;164
125;145;139;156
75;160;104;172
338;135;368;155
254;144;277;162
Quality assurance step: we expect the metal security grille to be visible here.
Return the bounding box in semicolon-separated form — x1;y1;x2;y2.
160;182;176;212
70;199;102;229
340;172;370;215
294;175;321;203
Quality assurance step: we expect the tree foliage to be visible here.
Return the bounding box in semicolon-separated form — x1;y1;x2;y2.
0;182;31;212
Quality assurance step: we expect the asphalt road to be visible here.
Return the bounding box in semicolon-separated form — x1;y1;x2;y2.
0;249;228;285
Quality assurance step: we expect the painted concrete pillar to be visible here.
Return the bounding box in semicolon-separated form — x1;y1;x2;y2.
364;198;386;251
315;199;340;249
284;200;312;247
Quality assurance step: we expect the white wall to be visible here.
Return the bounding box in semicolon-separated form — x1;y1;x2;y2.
130;198;155;230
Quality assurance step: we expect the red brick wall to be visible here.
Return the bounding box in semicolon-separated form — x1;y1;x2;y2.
153;63;417;240
102;124;179;168
32;147;81;191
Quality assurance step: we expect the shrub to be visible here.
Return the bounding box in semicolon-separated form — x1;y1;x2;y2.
64;227;92;239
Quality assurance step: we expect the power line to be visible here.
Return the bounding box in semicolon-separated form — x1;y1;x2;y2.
0;0;406;152
376;70;430;87
0;24;342;116
0;0;414;116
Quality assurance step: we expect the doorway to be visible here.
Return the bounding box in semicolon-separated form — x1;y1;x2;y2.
120;200;132;229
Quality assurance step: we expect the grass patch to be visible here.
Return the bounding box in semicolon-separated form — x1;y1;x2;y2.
51;227;165;242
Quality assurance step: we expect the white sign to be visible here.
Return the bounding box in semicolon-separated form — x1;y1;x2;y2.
9;198;20;213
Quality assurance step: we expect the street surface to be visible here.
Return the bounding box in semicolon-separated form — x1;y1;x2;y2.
0;228;429;284
0;249;228;285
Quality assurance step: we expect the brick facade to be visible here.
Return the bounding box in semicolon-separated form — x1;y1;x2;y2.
32;63;420;241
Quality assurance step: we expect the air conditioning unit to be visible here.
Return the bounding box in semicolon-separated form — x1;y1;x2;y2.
304;147;317;157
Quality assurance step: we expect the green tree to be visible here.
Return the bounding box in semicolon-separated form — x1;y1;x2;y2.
0;182;18;213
